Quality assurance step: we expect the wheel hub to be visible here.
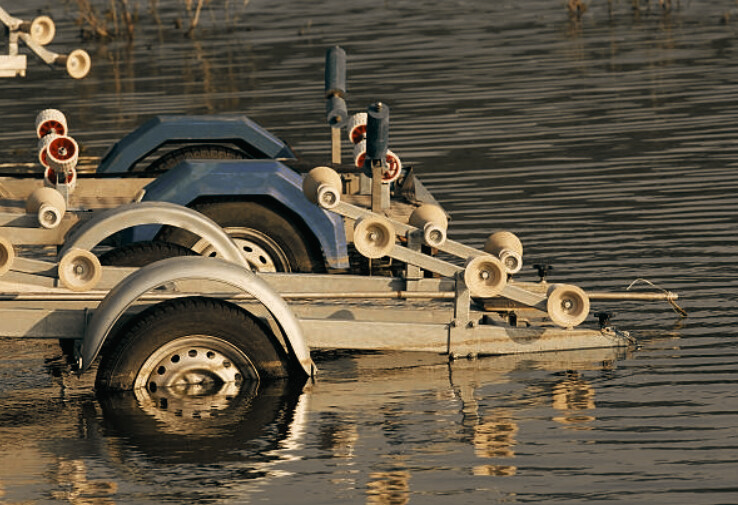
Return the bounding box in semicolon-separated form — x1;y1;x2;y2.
192;227;290;272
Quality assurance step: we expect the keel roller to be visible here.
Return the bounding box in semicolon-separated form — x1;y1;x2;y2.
35;109;67;138
484;231;524;275
58;248;102;292
37;133;58;167
353;140;403;183
45;135;78;171
409;204;448;248
303;166;342;209
464;255;507;298
353;215;395;259
348;112;367;144
546;284;590;328
0;235;15;276
25;187;66;229
44;165;77;190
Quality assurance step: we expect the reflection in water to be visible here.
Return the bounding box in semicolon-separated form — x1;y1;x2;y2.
52;458;118;505
552;371;597;429
99;379;305;465
366;457;411;505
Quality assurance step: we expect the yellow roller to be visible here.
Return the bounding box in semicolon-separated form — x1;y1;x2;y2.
353;216;395;259
65;49;92;80
58;248;102;292
546;284;590;328
29;15;55;45
464;255;506;298
484;231;524;275
0;235;15;277
26;187;66;229
302;166;342;209
408;204;448;247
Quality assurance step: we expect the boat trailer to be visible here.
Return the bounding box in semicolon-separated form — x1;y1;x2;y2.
0;47;684;398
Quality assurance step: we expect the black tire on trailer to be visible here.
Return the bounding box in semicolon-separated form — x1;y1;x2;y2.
98;241;196;267
158;201;325;273
95;296;293;392
137;144;248;173
58;242;197;357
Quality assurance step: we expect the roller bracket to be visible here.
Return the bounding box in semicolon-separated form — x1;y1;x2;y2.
533;263;553;282
594;311;614;328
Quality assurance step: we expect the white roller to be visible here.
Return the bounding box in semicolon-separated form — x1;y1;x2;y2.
26;187;67;229
35;109;67;138
29;16;55;46
46;135;79;172
353;216;395;259
353;140;403;184
347;112;367;144
37;133;58;168
546;284;590;328
58;248;102;292
0;235;15;277
302;166;342;209
484;231;524;275
408;204;448;247
464;255;506;298
66;49;92;80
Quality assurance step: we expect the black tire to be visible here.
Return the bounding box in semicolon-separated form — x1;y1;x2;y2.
98;241;196;267
96;296;293;392
137;144;248;173
158;201;325;273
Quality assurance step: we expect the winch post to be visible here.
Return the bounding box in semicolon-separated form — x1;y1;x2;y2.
366;102;391;212
325;46;347;165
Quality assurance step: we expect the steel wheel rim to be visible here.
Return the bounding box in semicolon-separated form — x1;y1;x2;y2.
192;227;291;272
134;335;259;398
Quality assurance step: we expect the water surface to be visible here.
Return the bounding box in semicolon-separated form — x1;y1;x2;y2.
0;0;737;503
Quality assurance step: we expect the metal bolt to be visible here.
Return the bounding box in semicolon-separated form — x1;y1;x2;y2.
563;299;574;310
480;270;490;280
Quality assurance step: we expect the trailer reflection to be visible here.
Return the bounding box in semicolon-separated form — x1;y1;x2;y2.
0;346;626;503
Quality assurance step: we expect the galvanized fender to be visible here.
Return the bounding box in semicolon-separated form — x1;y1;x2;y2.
79;256;314;377
58;202;248;268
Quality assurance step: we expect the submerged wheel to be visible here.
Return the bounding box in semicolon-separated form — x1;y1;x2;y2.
158;201;325;273
95;297;292;392
139;145;248;173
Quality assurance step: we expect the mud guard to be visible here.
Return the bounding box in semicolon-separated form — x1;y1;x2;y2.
95;115;296;174
134;160;350;270
80;256;313;378
58;202;248;268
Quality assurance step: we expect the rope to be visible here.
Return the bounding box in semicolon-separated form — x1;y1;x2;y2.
627;278;687;317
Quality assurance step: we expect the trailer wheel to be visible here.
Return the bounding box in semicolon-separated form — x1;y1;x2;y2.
140;145;247;173
98;241;195;267
159;201;325;273
95;297;292;393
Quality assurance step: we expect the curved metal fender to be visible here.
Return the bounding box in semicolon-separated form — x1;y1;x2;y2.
58;202;248;268
96;115;296;174
79;256;314;378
